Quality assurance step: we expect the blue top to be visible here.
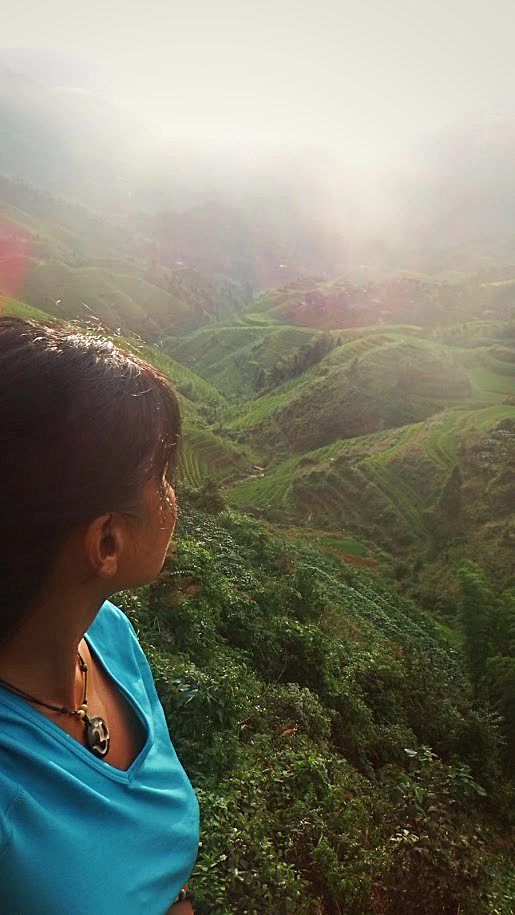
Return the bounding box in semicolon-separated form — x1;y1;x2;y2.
0;601;199;914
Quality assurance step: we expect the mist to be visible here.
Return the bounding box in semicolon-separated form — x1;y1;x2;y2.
3;0;515;287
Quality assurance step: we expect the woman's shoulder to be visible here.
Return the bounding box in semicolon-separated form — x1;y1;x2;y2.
86;599;141;653
86;600;153;688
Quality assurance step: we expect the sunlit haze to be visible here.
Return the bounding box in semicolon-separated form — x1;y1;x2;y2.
3;0;515;162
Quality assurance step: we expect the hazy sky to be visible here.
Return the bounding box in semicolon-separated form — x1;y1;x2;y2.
3;0;515;160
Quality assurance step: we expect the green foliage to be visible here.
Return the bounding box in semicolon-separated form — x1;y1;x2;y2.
254;331;335;392
458;562;495;694
438;463;463;526
120;506;510;913
487;654;515;776
457;566;515;777
182;479;227;514
379;747;489;913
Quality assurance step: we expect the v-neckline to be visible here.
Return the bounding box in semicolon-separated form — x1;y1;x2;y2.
0;634;153;784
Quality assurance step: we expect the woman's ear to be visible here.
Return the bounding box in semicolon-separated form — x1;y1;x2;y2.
84;513;125;580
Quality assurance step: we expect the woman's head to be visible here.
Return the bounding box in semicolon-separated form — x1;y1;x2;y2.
0;316;181;641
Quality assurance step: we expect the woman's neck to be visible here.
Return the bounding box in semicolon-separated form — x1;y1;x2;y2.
0;587;104;709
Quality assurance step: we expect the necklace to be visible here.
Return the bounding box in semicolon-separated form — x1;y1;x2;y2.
0;652;110;758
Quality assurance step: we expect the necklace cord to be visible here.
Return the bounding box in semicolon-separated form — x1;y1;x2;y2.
0;652;88;717
0;651;110;758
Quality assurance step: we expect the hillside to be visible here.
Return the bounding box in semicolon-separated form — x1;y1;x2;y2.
180;323;502;448
228;407;515;602
248;272;515;330
165;322;325;398
226;336;473;454
121;502;514;914
0;177;246;336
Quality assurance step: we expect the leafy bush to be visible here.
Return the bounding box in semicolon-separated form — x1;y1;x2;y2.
120;506;510;913
379;747;488;914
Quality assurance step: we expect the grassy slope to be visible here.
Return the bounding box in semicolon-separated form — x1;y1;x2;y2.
228;412;481;514
224;315;514;597
0;296;56;323
165;322;322;397
122;340;225;412
220;333;476;455
228;402;515;515
179;423;257;487
0;179;246;337
17;259;162;335
227;403;515;597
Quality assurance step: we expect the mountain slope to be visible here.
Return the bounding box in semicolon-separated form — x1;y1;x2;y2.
165;322;324;397
124;502;510;913
227;405;515;604
0;177;247;335
220;334;474;454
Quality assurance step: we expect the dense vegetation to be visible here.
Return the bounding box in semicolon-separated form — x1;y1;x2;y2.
120;503;513;914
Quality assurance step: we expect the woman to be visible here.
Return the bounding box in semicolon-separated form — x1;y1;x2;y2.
0;317;199;913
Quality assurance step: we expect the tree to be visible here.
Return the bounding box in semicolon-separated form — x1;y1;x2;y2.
486;587;515;775
457;562;493;696
438;464;463;526
487;655;515;776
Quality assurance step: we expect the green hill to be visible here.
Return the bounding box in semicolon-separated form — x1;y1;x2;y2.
165;322;324;398
227;405;515;607
0;177;247;337
221;334;474;454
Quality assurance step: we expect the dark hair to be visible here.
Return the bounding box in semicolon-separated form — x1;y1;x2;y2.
0;317;181;641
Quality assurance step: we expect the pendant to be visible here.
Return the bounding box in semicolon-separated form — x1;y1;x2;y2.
85;715;110;758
